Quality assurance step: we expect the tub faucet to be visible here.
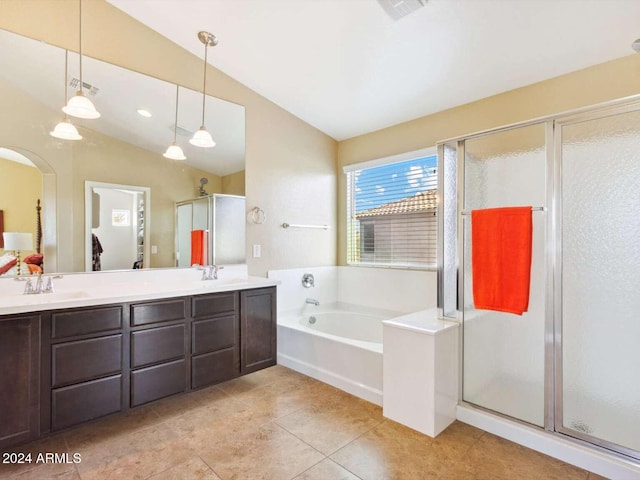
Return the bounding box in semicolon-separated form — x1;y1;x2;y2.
305;298;320;306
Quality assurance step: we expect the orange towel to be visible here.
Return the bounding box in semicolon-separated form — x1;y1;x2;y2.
190;230;209;266
471;206;533;316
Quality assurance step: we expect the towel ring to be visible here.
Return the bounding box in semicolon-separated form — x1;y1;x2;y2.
248;207;266;224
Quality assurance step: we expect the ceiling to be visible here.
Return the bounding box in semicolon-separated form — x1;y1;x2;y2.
107;0;640;141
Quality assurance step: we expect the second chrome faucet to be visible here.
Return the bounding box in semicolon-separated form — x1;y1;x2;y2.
201;265;224;280
305;298;320;306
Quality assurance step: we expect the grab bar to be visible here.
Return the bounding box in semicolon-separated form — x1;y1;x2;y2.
461;206;545;215
282;223;329;230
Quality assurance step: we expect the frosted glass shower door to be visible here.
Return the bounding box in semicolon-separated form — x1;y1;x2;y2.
462;124;547;427
559;109;640;457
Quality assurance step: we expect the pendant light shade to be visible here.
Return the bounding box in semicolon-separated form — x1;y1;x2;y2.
164;84;187;160
189;31;218;148
64;0;100;120
50;119;82;140
163;143;186;160
51;49;82;140
63;92;100;119
189;127;215;148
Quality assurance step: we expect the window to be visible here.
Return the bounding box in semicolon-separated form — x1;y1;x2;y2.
346;152;438;268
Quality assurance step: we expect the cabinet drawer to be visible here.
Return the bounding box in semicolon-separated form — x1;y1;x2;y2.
192;348;237;389
52;375;122;431
52;306;122;339
130;359;186;407
192;315;236;355
52;334;122;387
130;299;186;327
131;324;185;368
192;292;237;319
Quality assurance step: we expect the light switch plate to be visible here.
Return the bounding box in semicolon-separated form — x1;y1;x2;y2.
253;244;261;258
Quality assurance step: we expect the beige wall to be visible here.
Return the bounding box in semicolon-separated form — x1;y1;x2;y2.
0;0;338;276
221;170;245;196
0;158;41;255
337;54;640;264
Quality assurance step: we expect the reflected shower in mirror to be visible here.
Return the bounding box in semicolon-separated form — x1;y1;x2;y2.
0;28;246;275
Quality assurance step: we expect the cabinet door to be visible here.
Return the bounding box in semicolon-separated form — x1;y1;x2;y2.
0;315;40;449
240;288;277;374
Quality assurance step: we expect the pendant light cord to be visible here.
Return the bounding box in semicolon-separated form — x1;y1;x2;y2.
174;85;180;143
64;50;68;105
201;41;208;127
78;0;83;93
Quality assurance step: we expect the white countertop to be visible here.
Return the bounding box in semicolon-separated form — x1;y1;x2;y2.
0;266;278;316
382;308;459;335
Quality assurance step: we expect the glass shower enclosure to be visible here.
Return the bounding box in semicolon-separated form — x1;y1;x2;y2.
438;98;640;460
175;194;246;267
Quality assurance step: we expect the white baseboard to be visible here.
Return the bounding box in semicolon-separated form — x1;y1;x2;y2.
278;353;383;406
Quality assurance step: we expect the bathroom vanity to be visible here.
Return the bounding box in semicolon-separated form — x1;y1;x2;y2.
0;270;277;450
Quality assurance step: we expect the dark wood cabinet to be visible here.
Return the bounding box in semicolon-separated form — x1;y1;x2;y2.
47;305;125;432
190;292;240;389
130;298;186;327
129;298;188;406
0;315;40;449
51;375;122;431
52;334;123;387
240;287;277;374
51;306;122;339
131;324;185;368
130;360;186;407
0;285;276;448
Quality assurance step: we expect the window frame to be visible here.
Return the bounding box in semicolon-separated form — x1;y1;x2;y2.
344;146;438;271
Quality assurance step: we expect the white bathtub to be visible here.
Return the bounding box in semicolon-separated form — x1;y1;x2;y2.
277;303;401;405
269;266;437;405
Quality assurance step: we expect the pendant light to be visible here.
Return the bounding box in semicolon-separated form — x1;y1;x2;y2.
163;85;186;160
189;31;218;148
63;0;100;119
50;50;82;140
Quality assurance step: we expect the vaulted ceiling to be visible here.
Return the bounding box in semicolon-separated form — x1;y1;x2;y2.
108;0;640;141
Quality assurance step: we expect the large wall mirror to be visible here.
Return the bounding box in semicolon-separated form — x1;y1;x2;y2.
0;28;246;276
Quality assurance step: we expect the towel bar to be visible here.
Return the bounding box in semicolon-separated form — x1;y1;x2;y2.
461;206;545;215
282;223;329;230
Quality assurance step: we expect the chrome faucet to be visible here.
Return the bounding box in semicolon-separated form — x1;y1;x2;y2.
305;298;320;306
202;265;224;280
23;274;61;294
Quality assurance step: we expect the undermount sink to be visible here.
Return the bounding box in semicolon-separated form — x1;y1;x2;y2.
0;291;91;308
191;278;248;288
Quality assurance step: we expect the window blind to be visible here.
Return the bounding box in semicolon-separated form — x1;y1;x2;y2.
346;155;438;268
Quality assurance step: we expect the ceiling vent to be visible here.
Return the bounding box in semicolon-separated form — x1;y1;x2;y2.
175;125;195;137
376;0;427;21
68;77;99;96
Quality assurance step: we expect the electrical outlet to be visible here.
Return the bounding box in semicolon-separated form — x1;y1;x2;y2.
151;245;158;254
252;244;261;258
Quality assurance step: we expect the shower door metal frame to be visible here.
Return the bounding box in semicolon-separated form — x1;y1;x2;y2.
437;93;640;463
452;119;554;431
553;100;640;461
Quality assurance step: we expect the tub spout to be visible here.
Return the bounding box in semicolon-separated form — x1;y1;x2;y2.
305;298;320;306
